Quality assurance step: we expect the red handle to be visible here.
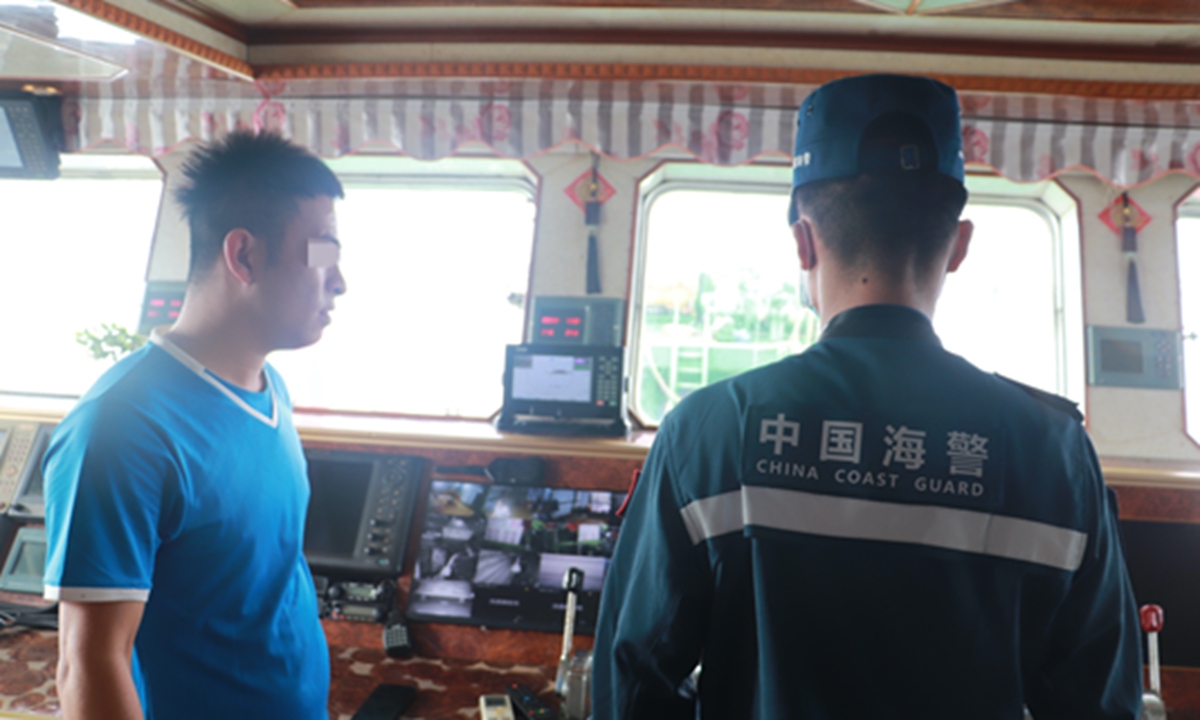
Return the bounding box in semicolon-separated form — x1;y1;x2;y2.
1140;604;1164;634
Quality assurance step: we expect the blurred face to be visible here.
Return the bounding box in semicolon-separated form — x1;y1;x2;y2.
257;195;346;351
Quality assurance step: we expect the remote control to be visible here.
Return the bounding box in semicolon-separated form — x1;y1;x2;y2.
506;683;558;720
382;611;413;658
479;694;516;720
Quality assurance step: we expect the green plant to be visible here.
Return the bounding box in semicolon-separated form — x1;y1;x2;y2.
76;323;147;363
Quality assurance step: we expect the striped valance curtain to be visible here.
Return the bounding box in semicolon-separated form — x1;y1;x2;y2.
66;78;1200;187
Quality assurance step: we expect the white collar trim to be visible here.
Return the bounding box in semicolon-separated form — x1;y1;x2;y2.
149;330;279;429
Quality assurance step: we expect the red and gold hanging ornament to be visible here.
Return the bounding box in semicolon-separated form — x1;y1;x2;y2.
565;155;615;294
1100;193;1151;324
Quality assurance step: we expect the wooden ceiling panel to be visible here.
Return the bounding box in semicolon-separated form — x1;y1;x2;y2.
958;0;1200;23
282;0;1200;23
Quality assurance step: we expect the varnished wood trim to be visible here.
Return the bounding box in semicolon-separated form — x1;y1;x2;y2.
0;408;67;426
295;421;655;461
54;0;252;79
284;0;1200;25
246;25;1200;68
253;62;1200;101
146;0;248;43
1104;462;1200;490
1162;666;1200;711
1111;485;1200;524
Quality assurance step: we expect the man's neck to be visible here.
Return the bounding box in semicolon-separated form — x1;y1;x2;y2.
815;267;940;324
164;287;268;391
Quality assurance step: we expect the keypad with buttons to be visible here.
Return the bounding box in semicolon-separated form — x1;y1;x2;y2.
0;424;40;511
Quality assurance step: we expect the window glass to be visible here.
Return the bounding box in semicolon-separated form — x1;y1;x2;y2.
0;159;162;397
268;185;535;418
634;186;1072;426
1178;209;1200;443
634;190;819;425
935;202;1063;394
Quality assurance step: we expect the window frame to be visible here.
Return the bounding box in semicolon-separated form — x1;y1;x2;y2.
1177;193;1200;447
628;163;1082;428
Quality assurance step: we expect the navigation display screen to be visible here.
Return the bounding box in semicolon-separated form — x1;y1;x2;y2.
304;458;373;557
408;479;625;633
510;355;592;403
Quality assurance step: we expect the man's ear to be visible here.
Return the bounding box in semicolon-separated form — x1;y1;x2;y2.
946;219;973;274
222;229;263;286
792;218;818;271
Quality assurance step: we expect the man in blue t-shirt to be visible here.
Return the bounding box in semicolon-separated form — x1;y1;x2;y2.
44;131;347;720
594;75;1142;719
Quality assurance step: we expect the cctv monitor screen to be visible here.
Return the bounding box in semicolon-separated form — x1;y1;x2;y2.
407;479;626;633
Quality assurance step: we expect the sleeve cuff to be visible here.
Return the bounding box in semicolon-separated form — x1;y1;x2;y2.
44;586;150;602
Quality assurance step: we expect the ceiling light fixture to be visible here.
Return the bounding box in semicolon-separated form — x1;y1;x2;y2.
20;83;61;96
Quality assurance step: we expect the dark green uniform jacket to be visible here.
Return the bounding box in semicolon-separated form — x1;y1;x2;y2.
594;304;1142;720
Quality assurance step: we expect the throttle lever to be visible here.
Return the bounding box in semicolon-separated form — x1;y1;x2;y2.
555;567;585;698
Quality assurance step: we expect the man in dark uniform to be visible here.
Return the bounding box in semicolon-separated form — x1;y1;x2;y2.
593;74;1142;719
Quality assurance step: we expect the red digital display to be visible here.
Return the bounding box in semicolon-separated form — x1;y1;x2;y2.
540;328;556;337
566;316;583;326
564;329;581;338
541;315;561;325
150;299;165;307
170;299;182;308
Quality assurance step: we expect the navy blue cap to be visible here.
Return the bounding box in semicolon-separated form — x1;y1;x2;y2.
788;74;965;225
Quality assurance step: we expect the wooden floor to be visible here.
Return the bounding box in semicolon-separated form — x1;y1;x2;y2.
0;628;563;720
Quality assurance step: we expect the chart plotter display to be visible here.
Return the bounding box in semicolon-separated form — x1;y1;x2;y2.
497;344;627;435
407;479;626;633
510;355;593;403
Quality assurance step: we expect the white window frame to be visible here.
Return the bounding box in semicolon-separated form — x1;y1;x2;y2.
629;163;1082;428
1178;196;1200;446
326;154;537;197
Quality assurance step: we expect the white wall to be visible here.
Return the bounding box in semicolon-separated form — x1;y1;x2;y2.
1058;172;1200;461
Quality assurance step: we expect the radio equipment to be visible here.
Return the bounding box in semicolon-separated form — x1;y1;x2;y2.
0;422;50;515
528;296;624;347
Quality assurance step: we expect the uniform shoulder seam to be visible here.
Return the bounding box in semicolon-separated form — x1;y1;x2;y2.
993;373;1083;424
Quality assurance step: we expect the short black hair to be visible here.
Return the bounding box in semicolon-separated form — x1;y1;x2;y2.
174;131;344;281
793;171;967;283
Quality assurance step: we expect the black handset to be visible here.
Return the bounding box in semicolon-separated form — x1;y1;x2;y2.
351;684;417;720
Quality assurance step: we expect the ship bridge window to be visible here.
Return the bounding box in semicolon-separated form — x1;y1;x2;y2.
0;155;163;398
631;165;1082;426
1178;193;1200;445
267;156;536;418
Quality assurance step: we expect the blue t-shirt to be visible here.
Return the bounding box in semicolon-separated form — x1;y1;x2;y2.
43;334;329;720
